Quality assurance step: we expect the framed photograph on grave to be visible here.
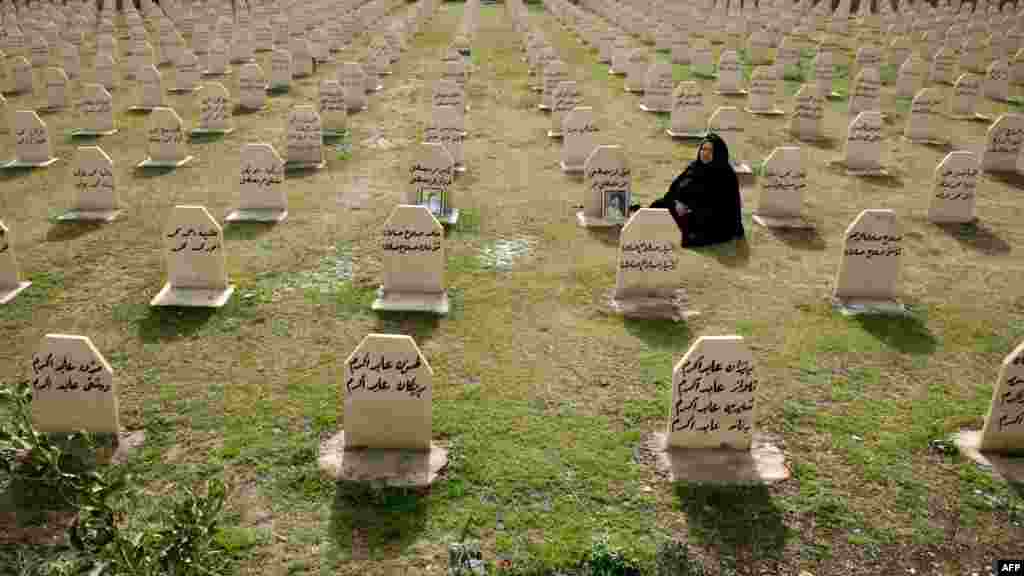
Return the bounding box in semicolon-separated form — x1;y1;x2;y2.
423;189;447;217
603;190;628;222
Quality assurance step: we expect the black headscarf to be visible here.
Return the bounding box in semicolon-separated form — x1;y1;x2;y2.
664;133;745;246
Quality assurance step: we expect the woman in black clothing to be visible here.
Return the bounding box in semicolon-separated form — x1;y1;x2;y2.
630;133;745;247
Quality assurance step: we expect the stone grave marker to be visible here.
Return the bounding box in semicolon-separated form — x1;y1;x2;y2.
238;62;267;110
843;111;887;175
125;41;153;81
230;27;255;64
748;28;775;65
578;144;631;228
624;48;649;93
976;341;1024;453
29;34;49;68
170;50;201;93
10;55;33;94
981;113;1024;172
776;38;801;80
611;208;682;314
96;34;116;61
61;41;81;80
284;104;325;170
540;59;568;110
406;142;457;224
848;67;882;117
929;45;958;85
707;106;752;174
0;220;31;304
666;336;759;450
339;61;368;111
425;105;466;173
671;30;690;65
42;66;68;112
29;334;118;434
889;36;912;70
752;146;813;229
929;150;979;223
668;81;706;138
203;37;231;76
269;48;292;91
319;79;347;137
832;209;905;315
226;142;287;222
60;145;121;221
192;82;234;135
550;80;581;138
371;205;450;314
949;72;990;120
561;106;599;173
289;37;313;77
433;80;467;123
442;58;467;92
715;49;747;95
609;37;631;75
811;51;840;99
691;38;715;78
746;66;784;115
985;59;1010;101
93;53;118;92
904;87;946;144
4;110;58;167
790;85;826;141
138;107;192;168
1012;47;1024;84
150;205;236;307
72;83;117;136
896;55;926;99
340;333;436;450
640;62;674;112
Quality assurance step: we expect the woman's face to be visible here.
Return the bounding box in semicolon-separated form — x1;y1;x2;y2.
699;141;714;164
610;196;622;209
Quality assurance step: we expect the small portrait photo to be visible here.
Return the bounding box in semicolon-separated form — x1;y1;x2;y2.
423;190;445;216
604;190;627;221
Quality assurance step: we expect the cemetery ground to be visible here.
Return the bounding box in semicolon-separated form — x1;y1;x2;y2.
2;1;1024;575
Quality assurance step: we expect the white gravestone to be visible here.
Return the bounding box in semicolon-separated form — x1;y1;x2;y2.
640;62;674;112
789;85;826;142
192;82;234;134
896;55;926;99
904;87;946;144
371;205;450;315
691;38;715;78
843;111;887;175
707;106;752;174
929;150;979;223
929;46;958;85
752;146;814;229
73;83;117;136
150;205;236;307
540;59;567;110
339;61;368;111
4;110;58;167
745;66;784;115
433;80;467;119
0;220;31;304
812;51;840;99
848;67;882;118
289;37;313;78
984;59;1011;101
226;142;287;222
129;64;163;111
42;66;68;112
715;50;747;95
578;144;631;228
61;41;81;80
407;142;457;224
29;335;118;434
624;48;649;93
424;105;466;173
832;209;905;315
549;80;581;138
981;113;1024;172
668;82;706;138
341;333;435;450
612;208;682;307
138;107;192;168
269;49;292;91
977;341;1024;453
60;145;121;221
171;50;201;93
949;73;989;120
776;37;801;79
667;336;759;450
29;34;49;68
203;37;231;76
319;79;347;137
238;62;267;110
561;106;600;173
93;53;118;91
10;56;33;94
285;104;325;169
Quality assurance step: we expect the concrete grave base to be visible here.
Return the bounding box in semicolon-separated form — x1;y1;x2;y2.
97;430;147;466
825;91;843;100
201;68;233;76
322;129;347;139
454;164;467;174
666;129;707;139
537;103;550;110
127;105;159;112
167;86;201;94
372;287;450;315
733;162;753;175
225;208;287;223
576;211;626;228
0;281;32;304
57;209;122;222
752;213;815;229
608;68;626;75
639;104;672;112
3;157;59;168
831;296;907;316
624;87;644;93
648;432;791;484
951;430;1024;484
191;128;234;136
150;283;236;307
229;57;256;64
547;129;563;138
716;89;749;96
902;136;947;146
745;107;786;115
317;431;449;487
137;155;193;168
36;106;66;114
560;160;585;173
947;112;993;122
609;293;700;322
284;160;326;171
71;128;118;137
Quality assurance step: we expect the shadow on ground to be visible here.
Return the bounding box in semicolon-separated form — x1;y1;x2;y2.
327;481;430;560
934;221;1012;255
854;310;938;355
